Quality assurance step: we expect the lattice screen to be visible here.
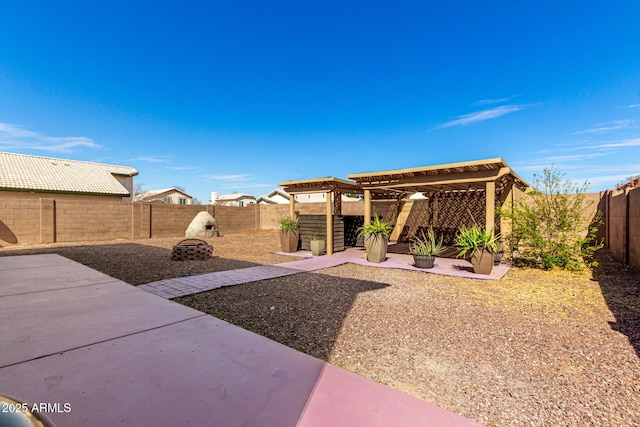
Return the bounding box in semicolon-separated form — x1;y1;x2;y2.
399;190;502;245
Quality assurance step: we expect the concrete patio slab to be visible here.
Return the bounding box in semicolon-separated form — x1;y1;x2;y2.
0;254;118;297
0;253;65;270
1;259;204;367
1;254;485;426
1;315;325;427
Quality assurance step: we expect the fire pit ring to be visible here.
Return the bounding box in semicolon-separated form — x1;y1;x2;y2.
171;239;213;261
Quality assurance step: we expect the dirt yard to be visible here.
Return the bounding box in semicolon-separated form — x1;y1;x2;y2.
2;231;639;426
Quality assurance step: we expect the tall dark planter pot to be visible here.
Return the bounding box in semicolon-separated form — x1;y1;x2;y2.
280;230;299;253
471;249;494;274
364;234;388;263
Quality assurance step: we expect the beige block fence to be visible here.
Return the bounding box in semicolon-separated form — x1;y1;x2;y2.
1;191;638;272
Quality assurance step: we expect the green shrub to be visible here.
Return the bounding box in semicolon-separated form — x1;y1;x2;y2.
410;228;443;256
455;224;499;258
499;166;603;271
279;216;298;232
357;215;392;237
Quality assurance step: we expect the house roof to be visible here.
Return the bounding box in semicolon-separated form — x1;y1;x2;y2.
266;188;290;200
134;187;192;202
256;196;278;204
0;152;138;196
216;193;257;201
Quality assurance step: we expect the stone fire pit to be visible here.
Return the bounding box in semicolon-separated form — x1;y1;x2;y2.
171;239;213;261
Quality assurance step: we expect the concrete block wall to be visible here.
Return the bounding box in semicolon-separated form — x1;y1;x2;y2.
150;204;214;238
54;200;132;242
0;197;40;245
608;192;628;264
215;205;259;234
630;188;640;271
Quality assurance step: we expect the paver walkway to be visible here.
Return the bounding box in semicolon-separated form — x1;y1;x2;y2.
0;254;483;427
140;247;511;299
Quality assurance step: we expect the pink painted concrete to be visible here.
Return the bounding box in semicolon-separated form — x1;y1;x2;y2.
299;364;483;427
1;254;485;426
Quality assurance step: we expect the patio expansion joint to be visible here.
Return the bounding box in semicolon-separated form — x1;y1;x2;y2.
0;313;208;370
0;279;124;298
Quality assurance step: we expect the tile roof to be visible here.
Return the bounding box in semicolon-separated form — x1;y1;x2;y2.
216;193;256;201
134;187;192;201
0;152;138;196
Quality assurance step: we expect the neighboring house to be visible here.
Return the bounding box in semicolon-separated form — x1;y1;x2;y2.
212;192;256;207
0;151;138;201
134;188;192;205
256;188;290;204
257;188;363;204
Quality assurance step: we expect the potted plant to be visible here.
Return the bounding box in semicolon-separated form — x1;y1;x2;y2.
309;234;325;256
409;228;443;269
357;215;392;263
279;216;299;253
455;224;499;274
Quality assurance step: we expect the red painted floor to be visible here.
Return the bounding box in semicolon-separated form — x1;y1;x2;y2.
0;254;484;426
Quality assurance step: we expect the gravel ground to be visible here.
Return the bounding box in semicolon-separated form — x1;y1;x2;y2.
2;232;639;426
0;231;300;285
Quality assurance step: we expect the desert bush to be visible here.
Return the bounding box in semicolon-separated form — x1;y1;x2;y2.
499;166;603;271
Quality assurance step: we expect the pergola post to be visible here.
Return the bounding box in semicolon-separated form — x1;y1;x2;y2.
289;194;295;219
364;190;371;225
485;181;495;231
326;191;333;255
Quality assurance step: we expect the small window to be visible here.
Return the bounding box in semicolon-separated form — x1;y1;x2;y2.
162;196;172;204
238;200;244;207
178;197;187;205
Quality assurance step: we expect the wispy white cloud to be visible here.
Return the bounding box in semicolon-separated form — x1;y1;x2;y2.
474;94;521;106
165;166;200;171
574;119;638;135
435;105;524;129
588;137;640;149
129;155;172;163
623;104;640;109
220;183;272;189
201;174;251;181
511;154;607;172
0;122;100;152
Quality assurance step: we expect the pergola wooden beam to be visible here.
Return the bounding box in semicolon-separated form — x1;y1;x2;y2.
356;167;511;191
349;158;529;231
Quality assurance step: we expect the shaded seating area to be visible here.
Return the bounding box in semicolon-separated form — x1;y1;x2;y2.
280;158;530;257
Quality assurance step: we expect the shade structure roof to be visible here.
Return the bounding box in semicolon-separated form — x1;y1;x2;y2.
347;158;528;195
278;177;363;195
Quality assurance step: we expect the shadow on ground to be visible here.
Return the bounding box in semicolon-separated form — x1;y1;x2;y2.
0;243;266;286
592;249;640;358
176;272;389;361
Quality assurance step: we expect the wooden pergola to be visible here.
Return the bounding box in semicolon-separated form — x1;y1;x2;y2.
347;158;529;231
278;177;363;255
279;159;529;255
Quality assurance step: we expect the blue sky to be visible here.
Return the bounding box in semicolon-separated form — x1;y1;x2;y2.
1;1;639;202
